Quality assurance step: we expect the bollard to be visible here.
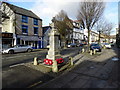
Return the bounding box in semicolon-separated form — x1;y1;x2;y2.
82;48;85;53
103;46;106;49
90;50;93;55
52;60;58;72
33;57;38;65
93;49;96;55
69;57;73;66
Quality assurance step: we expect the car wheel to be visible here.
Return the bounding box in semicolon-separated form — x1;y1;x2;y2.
8;50;14;54
99;49;102;52
27;49;32;52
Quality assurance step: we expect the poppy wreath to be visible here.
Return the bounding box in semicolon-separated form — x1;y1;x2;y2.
44;59;53;65
44;58;64;65
56;58;64;64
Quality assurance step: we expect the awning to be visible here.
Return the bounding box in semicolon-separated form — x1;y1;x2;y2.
17;35;41;41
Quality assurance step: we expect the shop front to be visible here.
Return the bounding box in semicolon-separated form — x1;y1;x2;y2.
17;35;43;49
2;33;14;48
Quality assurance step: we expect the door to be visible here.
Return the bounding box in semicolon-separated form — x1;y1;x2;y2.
13;45;23;52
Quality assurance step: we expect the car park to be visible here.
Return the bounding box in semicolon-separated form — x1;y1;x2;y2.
90;43;102;52
2;45;33;54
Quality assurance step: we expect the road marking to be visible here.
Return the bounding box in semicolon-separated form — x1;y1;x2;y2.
27;81;42;88
9;63;25;68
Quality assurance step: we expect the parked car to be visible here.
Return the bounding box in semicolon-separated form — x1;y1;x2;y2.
67;43;77;48
79;43;84;47
90;43;102;52
101;43;105;48
104;43;111;49
2;45;33;54
110;42;115;46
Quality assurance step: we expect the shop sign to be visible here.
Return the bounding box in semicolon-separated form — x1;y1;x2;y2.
2;33;13;38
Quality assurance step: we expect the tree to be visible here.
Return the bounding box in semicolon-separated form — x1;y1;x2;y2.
1;1;14;22
77;0;105;50
103;22;114;43
95;18;114;43
52;10;73;48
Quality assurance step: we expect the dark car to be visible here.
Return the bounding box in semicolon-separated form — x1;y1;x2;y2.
90;43;102;52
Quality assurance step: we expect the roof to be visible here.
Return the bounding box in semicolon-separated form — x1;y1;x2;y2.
2;2;42;20
42;26;51;34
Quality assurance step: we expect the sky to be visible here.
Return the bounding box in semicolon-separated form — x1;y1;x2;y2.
4;0;119;35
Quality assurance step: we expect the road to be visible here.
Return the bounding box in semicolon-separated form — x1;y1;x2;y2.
2;47;81;70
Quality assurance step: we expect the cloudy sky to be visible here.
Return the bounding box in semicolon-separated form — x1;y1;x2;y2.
6;0;119;35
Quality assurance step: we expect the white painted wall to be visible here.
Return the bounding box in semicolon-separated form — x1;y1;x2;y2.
43;28;51;48
84;28;99;44
73;27;84;43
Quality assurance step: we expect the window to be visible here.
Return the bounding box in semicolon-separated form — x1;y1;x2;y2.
34;27;38;34
22;15;28;23
34;18;38;25
22;25;28;34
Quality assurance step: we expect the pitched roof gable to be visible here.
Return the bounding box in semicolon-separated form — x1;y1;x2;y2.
2;2;42;20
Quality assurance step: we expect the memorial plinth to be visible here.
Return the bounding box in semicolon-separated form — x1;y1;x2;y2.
46;23;62;72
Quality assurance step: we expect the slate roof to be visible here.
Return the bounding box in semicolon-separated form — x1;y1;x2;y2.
2;2;42;20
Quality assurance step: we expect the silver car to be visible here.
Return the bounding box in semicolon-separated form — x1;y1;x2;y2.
2;45;33;54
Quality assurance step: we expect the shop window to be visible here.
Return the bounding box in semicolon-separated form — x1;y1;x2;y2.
22;25;28;34
17;38;20;44
34;27;38;35
22;15;28;23
34;18;38;25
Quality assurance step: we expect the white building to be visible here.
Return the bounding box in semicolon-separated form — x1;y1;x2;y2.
42;26;51;48
72;20;84;44
84;28;99;44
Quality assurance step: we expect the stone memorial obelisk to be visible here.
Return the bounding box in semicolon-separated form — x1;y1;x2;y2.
46;22;61;72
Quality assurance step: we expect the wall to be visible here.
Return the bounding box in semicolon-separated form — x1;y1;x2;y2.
43;28;51;48
15;14;42;36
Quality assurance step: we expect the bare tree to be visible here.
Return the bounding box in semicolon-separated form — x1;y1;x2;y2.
103;22;114;43
94;18;106;43
95;18;114;43
1;2;14;22
52;10;73;48
77;0;105;50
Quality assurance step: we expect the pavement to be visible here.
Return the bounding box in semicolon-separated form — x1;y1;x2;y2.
2;46;120;88
37;47;120;88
